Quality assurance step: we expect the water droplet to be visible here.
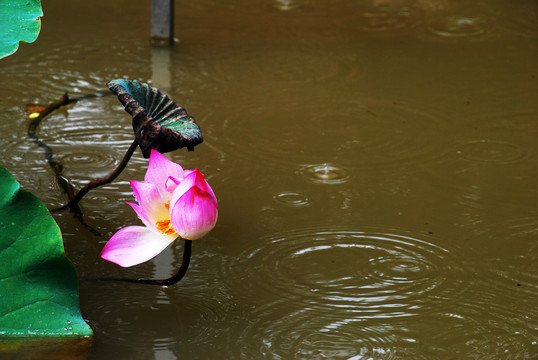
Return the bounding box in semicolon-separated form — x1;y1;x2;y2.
274;0;300;11
273;191;310;207
428;15;488;38
456;140;525;163
299;163;350;184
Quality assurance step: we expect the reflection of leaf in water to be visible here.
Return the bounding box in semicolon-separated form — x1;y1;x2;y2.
0;164;92;337
107;79;204;158
0;0;43;58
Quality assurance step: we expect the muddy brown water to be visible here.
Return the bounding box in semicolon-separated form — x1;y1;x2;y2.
0;0;536;359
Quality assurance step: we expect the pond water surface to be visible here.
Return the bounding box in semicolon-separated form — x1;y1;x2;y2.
0;0;537;359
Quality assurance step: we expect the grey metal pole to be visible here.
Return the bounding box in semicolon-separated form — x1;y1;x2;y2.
151;0;174;45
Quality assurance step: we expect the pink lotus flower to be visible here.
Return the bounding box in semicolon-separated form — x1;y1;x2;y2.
101;150;218;267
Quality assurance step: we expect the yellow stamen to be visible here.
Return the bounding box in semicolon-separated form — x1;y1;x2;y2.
155;219;175;235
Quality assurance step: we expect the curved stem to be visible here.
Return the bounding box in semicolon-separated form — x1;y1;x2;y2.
135;239;192;286
27;94;101;235
66;139;139;209
87;239;192;286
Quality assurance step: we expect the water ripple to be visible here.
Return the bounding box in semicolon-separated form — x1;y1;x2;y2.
273;0;302;12
330;2;414;36
1;41;150;103
359;8;412;33
0;88;153;209
420;310;537;358
417;1;499;41
298;163;350;184
416;111;537;216
0;40;153;198
476;216;538;304
54;144;123;179
456;140;527;163
83;243;235;353
455;112;537;164
211;44;363;86
85;283;225;350
426;15;491;39
273;191;310;207
241;306;400;359
0;107;51;191
222;225;471;358
207;98;449;171
26;93;143;182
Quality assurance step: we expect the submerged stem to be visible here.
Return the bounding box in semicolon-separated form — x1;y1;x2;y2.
27;93;100;235
66;139;139;209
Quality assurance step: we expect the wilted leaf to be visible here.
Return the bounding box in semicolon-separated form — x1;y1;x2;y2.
107;79;204;157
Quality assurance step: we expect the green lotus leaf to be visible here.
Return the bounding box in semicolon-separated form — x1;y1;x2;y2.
0;0;43;59
0;164;92;337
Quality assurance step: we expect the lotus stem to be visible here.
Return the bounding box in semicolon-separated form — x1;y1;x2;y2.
91;239;192;286
28;97;81;213
136;239;192;286
66;139;139;209
27;94;100;234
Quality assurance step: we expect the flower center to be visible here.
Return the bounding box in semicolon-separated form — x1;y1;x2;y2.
155;219;176;235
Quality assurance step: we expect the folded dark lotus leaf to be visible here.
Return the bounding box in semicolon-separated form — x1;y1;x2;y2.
107;79;203;157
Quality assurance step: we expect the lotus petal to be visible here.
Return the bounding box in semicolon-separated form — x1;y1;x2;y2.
144;149;184;198
170;169;217;204
130;180;169;224
101;226;177;267
170;186;218;240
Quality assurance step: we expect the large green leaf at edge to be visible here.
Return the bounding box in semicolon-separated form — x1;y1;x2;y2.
0;0;43;59
0;164;92;337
